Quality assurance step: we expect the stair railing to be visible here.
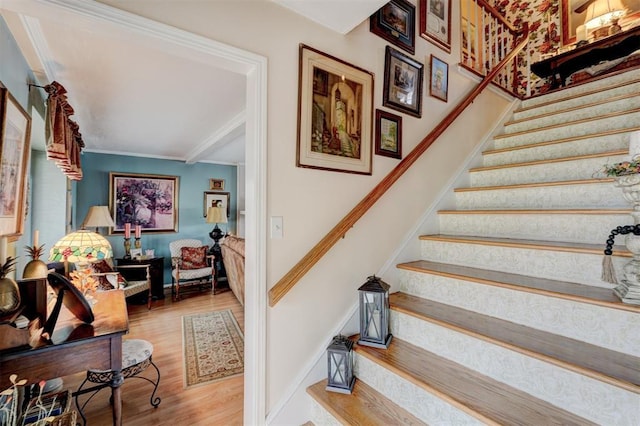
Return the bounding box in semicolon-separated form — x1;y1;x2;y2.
269;24;530;307
461;0;526;96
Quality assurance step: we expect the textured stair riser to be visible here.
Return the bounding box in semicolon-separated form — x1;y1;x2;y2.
438;212;630;245
309;399;342;426
455;182;625;209
389;310;639;426
354;353;483;425
469;155;626;187
482;132;632;167
520;70;640;110
493;112;640;150
506;97;640;135
514;80;640;121
398;268;640;354
419;239;626;288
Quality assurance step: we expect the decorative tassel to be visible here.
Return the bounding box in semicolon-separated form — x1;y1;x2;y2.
602;254;618;284
602;224;640;285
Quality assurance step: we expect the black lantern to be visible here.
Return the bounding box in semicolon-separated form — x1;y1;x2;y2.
358;275;392;349
326;334;356;394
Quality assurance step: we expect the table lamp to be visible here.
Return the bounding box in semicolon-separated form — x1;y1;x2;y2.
584;0;626;39
81;205;115;234
206;205;228;255
49;230;113;276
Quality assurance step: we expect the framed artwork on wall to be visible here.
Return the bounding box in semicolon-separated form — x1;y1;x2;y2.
209;178;225;191
383;46;424;118
109;172;179;233
203;191;230;218
0;82;31;239
370;0;416;54
297;44;374;175
419;0;452;53
429;55;449;102
375;109;402;159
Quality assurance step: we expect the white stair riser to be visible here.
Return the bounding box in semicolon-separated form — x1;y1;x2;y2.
354;354;482;425
390;310;639;426
469;155;626;187
521;71;640;109
310;399;342;426
419;239;626;287
514;80;640;120
398;268;639;355
482;132;632;167
455;182;626;209
438;212;630;244
493;111;640;150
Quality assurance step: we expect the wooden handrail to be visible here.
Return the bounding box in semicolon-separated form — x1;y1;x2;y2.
269;25;530;307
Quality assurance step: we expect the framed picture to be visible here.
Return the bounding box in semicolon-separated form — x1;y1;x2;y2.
419;0;452;53
370;0;416;54
209;178;225;191
109;172;179;233
130;248;143;259
203;191;230;218
297;44;374;175
375;109;402;159
429;55;449;102
383;46;423;118
0;82;31;239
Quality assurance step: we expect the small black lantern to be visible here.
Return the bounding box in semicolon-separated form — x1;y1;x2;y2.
326;334;356;394
358;275;392;349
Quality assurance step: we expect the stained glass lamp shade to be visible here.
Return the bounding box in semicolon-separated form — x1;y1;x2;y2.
49;230;113;263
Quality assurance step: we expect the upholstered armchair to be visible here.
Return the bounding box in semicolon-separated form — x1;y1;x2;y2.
169;239;214;300
90;260;152;309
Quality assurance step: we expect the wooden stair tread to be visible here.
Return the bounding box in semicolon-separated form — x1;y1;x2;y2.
307;379;426;425
469;150;626;173
454;177;614;192
438;208;631;215
390;292;640;391
397;259;640;313
418;234;630;257
352;336;597;426
493;107;640;140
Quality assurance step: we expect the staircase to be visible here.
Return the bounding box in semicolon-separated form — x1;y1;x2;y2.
307;69;640;425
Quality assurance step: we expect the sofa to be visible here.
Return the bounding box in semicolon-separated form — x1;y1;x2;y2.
220;234;245;306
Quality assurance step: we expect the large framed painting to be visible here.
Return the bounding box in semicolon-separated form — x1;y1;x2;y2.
419;0;452;53
203;191;230;218
383;46;424;118
297;44;374;175
109;172;179;233
0;82;31;239
370;0;416;54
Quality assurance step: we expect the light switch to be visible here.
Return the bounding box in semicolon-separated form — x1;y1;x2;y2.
271;216;283;239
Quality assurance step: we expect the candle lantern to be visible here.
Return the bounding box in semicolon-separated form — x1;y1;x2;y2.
326;334;355;394
357;275;392;349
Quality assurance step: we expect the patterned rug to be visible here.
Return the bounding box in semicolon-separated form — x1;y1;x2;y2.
182;309;244;388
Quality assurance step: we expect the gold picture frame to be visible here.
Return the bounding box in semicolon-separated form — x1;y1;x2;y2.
210;178;225;191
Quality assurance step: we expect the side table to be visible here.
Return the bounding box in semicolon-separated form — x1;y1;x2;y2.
116;257;165;299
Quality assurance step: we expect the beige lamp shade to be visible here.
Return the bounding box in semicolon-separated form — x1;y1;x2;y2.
82;205;115;229
49;230;113;263
206;206;228;224
584;0;626;29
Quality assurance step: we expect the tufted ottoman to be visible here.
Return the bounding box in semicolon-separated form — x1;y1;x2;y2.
74;339;161;425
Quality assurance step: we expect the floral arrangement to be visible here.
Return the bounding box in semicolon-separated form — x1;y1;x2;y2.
69;268;98;296
601;156;640;177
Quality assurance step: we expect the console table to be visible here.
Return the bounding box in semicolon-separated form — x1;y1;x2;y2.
116;257;165;299
0;290;129;425
531;26;640;88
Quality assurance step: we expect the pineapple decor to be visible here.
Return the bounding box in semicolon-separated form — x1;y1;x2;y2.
23;244;48;279
0;256;21;317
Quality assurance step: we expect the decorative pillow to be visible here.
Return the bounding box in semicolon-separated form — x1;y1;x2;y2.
91;259;115;290
181;246;208;269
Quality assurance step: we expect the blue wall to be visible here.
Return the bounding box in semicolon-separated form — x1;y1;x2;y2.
77;152;237;284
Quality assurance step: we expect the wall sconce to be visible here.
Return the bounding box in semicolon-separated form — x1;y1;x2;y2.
358;275;392;349
326;334;355;394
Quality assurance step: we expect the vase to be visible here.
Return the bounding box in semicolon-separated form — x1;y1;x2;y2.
613;174;640;304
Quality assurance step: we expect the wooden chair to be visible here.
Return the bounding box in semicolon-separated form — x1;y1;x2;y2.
169;239;214;300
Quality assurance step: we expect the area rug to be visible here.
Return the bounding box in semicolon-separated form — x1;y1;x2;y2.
182;309;244;388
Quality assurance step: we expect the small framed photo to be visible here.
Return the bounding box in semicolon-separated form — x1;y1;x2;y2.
429;55;449;102
203;191;230;218
375;110;402;159
419;0;452;53
383;46;423;118
370;0;416;55
209;178;225;191
130;248;143;259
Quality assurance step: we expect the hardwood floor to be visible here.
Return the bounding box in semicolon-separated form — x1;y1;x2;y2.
61;289;244;425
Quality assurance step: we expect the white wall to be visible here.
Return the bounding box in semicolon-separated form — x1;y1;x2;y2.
98;0;512;422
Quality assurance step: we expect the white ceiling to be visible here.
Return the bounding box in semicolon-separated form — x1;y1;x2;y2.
0;0;385;165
